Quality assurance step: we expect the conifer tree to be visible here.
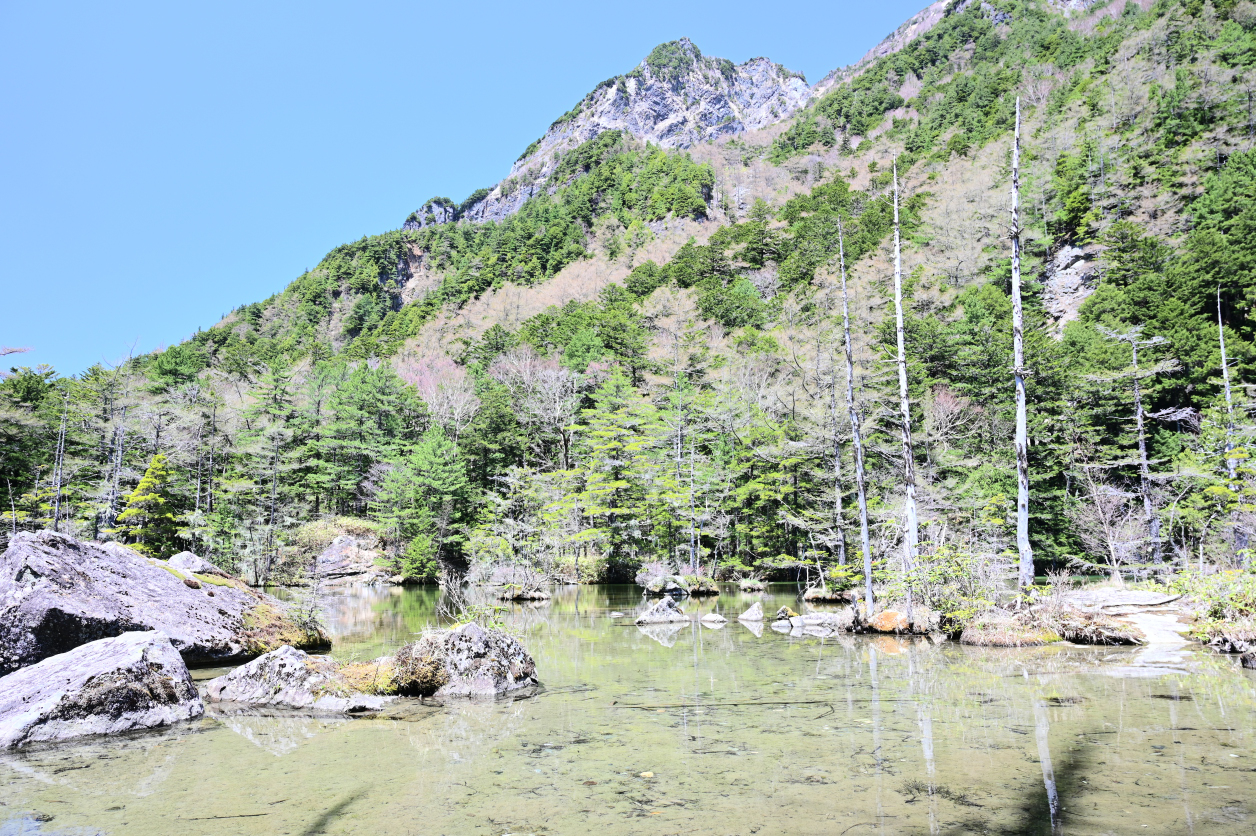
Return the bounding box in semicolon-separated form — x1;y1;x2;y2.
111;452;179;557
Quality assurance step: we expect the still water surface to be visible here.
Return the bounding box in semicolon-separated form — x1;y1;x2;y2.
3;584;1255;835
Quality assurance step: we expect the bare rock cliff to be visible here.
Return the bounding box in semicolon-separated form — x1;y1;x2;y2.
407;39;810;229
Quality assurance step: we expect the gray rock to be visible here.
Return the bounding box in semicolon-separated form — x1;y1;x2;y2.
635;597;689;625
700;612;727;627
0;630;203;748
315;534;392;586
427;40;811;231
788;615;805;628
1242;651;1256;669
206;646;391;713
424;623;539;698
802;611;854;631
1061;589;1182;610
1042;244;1101;335
770;620;792;634
168;551;230;578
0;531;328;674
738;601;765;622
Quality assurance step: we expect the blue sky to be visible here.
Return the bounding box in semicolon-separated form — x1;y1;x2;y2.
2;0;930;375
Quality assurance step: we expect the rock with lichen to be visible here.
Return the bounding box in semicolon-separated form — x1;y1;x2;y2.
205;645;394;713
636;597;689;625
0;630;203;748
0;531;329;674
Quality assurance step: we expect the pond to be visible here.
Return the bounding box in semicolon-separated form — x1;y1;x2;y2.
3;584;1255;835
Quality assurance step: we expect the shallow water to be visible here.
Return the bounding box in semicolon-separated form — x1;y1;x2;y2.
3;584;1256;835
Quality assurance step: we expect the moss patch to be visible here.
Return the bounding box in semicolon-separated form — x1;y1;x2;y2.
193;572;238;588
242;603;330;655
338;660;398;696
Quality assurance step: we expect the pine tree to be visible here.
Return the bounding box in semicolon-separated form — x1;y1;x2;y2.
111;453;179;557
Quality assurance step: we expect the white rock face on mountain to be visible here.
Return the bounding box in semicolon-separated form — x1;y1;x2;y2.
407;39;811;229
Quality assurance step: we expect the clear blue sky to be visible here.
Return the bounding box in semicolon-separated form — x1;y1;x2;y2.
2;0;929;375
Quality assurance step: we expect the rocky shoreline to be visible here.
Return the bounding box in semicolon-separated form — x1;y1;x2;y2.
0;533;540;750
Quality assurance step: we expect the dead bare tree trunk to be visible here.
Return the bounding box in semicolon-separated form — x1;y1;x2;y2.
838;220;875;613
1011;98;1034;594
1130;339;1161;561
51;390;69;532
892;163;918;614
1219;287;1237;484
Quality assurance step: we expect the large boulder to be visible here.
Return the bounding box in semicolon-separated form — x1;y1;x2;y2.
315;534;394;586
0;630;203;749
0;531;330;674
636;597;689;625
168;551;230;578
395;623;538;698
206;645;393;713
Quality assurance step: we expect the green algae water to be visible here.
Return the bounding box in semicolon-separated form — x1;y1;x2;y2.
3;584;1256;835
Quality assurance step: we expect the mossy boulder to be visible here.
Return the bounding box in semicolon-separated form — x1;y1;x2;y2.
0;531;328;674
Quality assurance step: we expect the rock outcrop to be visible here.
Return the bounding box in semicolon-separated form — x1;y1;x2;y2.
700;612;727;627
0;631;203;748
168;551;231;578
206;645;393;713
314;533;394;586
0;531;329;674
409;39;810;229
1042;244;1101;335
636;597;689;625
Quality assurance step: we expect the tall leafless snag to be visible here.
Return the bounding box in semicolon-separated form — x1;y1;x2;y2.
1218;287;1238;485
891;163;919;614
1010;97;1034;594
837;219;876;613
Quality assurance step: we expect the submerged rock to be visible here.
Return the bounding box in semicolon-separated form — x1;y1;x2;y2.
638;622;687;646
0;630;203;749
1241;651;1256;669
0;531;329;674
206;646;393;713
739;601;764;622
636;597;689;625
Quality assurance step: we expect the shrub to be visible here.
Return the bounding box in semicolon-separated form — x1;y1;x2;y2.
391;637;451;697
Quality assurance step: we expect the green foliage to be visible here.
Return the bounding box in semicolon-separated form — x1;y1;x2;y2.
1;365;56;408
1167;569;1256;623
373;426;472;582
644;40;699;84
111;453;181;558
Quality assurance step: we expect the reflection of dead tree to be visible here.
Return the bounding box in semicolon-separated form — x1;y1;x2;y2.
1067;469;1144;583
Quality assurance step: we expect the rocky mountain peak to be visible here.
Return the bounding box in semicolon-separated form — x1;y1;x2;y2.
407;39;811;229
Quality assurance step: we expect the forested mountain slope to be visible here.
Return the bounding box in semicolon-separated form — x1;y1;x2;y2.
4;0;1255;616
